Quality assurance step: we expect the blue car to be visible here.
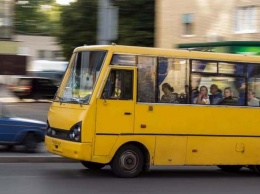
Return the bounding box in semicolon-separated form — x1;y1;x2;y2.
0;103;46;152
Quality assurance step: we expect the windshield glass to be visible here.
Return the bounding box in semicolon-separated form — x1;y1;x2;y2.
55;50;107;104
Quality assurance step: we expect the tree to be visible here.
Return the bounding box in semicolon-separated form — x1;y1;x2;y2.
56;0;98;59
15;0;59;35
55;0;155;59
113;0;154;47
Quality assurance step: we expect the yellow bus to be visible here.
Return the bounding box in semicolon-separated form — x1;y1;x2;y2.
45;44;260;177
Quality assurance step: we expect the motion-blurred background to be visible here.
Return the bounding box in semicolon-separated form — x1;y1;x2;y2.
0;0;259;85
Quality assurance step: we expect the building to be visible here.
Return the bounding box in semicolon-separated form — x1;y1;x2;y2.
14;35;65;65
0;0;13;40
155;0;260;54
0;0;65;84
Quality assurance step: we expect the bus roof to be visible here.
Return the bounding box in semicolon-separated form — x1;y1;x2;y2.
73;44;260;64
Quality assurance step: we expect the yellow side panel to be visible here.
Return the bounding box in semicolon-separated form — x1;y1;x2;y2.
96;99;134;134
134;104;260;136
186;137;260;165
112;136;156;163
94;135;119;156
154;136;187;165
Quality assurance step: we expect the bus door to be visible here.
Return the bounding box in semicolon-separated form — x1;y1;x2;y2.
96;68;135;136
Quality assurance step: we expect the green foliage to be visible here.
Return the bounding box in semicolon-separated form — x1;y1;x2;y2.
57;0;154;59
15;0;60;35
15;0;155;60
114;0;154;47
56;0;98;59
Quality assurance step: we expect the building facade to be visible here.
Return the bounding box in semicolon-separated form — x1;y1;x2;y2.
0;0;13;40
155;0;260;51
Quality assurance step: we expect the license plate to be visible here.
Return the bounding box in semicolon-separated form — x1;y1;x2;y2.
51;139;62;152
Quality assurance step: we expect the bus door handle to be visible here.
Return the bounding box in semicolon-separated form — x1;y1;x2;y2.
124;112;132;115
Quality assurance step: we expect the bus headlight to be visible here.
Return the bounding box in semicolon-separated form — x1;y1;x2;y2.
68;122;82;142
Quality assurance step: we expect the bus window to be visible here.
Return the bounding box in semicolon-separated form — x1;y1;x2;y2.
158;57;189;104
192;60;217;73
55;51;106;104
219;62;245;75
111;54;136;66
248;64;260;106
103;69;133;100
137;56;156;103
191;74;246;105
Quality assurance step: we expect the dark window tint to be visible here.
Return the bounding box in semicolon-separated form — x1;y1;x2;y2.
137;56;156;103
103;69;133;100
111;54;136;66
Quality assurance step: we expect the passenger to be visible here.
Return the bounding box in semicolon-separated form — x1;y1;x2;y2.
179;84;189;103
219;87;237;105
247;89;259;106
237;82;246;106
191;87;199;104
161;83;178;103
196;86;210;105
209;84;222;105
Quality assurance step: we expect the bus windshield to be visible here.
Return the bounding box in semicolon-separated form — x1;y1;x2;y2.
55;50;107;104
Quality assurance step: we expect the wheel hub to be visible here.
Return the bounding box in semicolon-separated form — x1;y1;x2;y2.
120;151;139;172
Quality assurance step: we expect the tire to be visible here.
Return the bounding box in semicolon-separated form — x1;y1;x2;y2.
217;165;243;172
80;161;105;170
110;144;144;178
23;133;38;153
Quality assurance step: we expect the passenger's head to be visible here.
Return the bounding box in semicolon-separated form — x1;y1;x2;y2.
199;86;208;96
248;89;256;100
224;87;232;98
210;84;218;95
162;83;174;93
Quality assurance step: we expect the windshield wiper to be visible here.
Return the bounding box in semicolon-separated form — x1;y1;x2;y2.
72;95;83;107
56;95;63;104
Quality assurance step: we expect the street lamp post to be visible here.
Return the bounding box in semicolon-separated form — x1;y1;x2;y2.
97;0;118;45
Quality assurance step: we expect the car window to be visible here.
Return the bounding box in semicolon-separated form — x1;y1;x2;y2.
36;79;55;87
18;79;32;86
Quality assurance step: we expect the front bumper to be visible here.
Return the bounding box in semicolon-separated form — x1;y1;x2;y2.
45;135;92;161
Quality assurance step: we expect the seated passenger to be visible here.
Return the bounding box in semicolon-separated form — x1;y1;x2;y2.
161;83;178;103
219;87;237;105
195;86;210;105
209;84;222;105
248;89;259;106
191;87;199;104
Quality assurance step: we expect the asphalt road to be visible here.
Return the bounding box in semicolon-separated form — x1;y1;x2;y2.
0;163;259;194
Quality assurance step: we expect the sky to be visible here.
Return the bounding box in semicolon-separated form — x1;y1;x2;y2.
56;0;76;5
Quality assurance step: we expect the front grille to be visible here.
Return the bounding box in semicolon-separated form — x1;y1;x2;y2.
47;127;68;140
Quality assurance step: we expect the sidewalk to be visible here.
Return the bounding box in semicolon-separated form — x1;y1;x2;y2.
0;144;77;163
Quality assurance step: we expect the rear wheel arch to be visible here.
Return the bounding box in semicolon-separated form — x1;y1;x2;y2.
111;141;150;172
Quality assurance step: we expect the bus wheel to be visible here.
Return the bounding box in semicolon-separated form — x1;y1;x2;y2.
217;165;243;172
110;144;144;178
80;161;105;170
